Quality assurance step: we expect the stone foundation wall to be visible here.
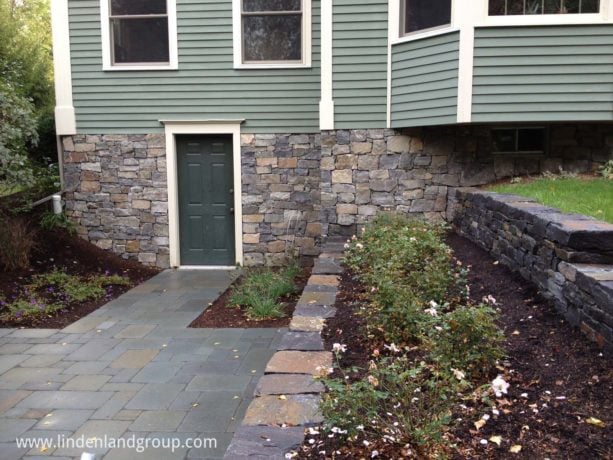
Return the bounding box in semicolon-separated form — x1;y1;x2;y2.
452;190;613;350
240;134;322;266
321;124;613;236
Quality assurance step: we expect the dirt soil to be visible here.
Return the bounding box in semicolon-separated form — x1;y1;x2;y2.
0;225;159;329
189;268;311;328
297;233;612;459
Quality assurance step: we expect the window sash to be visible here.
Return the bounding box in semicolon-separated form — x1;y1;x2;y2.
240;0;304;63
108;1;170;65
489;0;601;15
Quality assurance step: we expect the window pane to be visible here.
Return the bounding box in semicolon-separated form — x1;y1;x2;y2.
111;0;167;15
564;0;580;12
243;0;301;12
404;0;452;34
581;0;600;12
517;129;545;152
526;0;542;13
507;0;525;13
544;0;563;13
243;14;301;61
492;129;517;153
489;0;506;15
112;18;169;63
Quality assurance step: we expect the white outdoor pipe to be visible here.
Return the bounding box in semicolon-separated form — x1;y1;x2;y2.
52;194;62;215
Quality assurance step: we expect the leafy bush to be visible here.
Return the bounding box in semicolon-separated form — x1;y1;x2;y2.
0;212;36;270
600;160;613;180
229;262;299;320
344;214;458;344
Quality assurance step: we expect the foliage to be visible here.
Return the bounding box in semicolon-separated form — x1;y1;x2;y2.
319;215;505;456
229;262;299;320
344;214;459;344
600;160;613;180
0;269;132;321
488;177;613;224
40;210;76;234
0;212;37;270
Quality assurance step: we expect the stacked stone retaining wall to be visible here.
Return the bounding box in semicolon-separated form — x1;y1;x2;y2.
452;189;613;350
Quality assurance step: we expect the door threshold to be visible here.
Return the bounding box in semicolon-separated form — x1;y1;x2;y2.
178;265;238;270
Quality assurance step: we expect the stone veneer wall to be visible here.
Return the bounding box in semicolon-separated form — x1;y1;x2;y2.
61;124;612;267
452;190;613;350
321;124;613;236
61;133;321;268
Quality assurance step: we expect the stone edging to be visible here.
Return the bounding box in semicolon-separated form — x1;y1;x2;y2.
223;238;345;459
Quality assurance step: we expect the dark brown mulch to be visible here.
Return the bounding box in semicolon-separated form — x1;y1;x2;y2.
298;233;612;459
0;224;159;329
189;268;311;328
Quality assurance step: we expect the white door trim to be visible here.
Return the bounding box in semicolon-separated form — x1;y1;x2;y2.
162;120;244;268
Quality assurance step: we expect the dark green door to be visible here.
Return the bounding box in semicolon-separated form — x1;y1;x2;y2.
177;135;235;266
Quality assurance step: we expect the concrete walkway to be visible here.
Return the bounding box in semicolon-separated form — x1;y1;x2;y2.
0;270;285;460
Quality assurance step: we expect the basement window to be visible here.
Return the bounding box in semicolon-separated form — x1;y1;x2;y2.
101;0;178;70
492;127;547;154
489;0;600;15
400;0;453;36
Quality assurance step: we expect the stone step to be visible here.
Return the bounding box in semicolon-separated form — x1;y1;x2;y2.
312;258;343;275
242;394;323;427
277;331;324;351
223;425;305;460
265;351;332;375
289;316;325;333
296;291;337;306
255;374;325;396
294;304;337;319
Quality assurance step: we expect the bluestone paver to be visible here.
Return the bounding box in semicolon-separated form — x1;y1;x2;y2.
0;269;284;459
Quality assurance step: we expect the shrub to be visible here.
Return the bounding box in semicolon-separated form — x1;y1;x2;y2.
40;210;76;234
600;160;613;180
229;262;299;320
0;296;62;321
0;213;36;270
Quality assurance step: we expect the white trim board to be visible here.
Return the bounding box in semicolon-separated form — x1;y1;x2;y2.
232;0;312;69
100;0;178;71
319;0;334;129
51;0;76;135
162;121;244;268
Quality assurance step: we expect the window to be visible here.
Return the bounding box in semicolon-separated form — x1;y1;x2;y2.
401;0;452;36
489;0;600;15
101;0;178;70
237;0;310;66
492;128;547;154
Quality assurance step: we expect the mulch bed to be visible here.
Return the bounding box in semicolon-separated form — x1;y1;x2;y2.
189;268;311;328
297;233;612;459
0;225;159;329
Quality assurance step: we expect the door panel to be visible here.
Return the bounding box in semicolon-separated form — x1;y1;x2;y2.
177;135;235;266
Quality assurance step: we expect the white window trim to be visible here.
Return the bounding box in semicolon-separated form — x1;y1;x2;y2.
476;0;613;26
51;0;76;135
232;0;312;69
100;0;178;71
161;120;245;268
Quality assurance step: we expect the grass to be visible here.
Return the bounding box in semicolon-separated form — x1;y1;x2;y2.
488;177;613;224
229;262;300;320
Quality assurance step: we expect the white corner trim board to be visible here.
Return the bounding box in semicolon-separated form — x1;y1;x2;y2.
319;0;334;130
232;0;312;69
51;0;76;135
387;0;399;128
456;1;475;124
162;120;244;268
100;0;178;71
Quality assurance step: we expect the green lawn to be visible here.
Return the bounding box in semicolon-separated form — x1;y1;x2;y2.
487;177;613;224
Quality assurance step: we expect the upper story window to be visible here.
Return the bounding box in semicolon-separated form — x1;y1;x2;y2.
101;0;178;70
400;0;452;36
233;0;312;68
489;0;600;15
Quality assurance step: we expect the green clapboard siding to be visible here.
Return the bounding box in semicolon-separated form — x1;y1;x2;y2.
332;0;388;129
69;0;321;134
472;25;613;123
391;31;459;128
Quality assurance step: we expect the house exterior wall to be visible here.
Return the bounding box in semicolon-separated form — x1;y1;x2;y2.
472;24;613;123
68;0;321;134
391;31;460;128
332;0;388;129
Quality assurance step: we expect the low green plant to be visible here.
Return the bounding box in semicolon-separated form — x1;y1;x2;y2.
40;210;76;234
0;296;63;321
600;160;613;180
30;270;131;303
229;262;299;320
0;213;37;270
